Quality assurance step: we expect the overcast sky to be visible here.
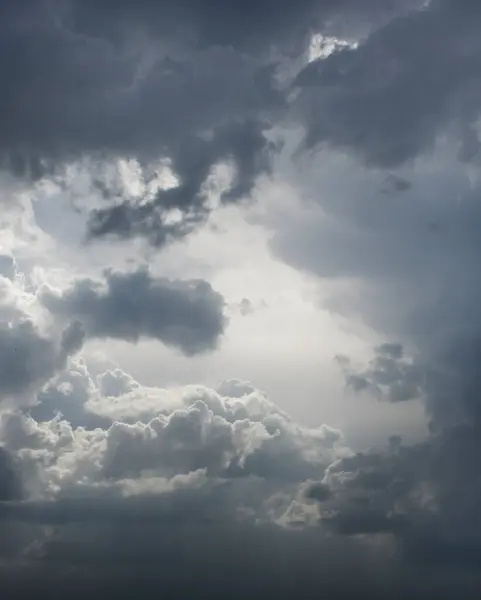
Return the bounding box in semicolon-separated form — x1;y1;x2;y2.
2;1;481;597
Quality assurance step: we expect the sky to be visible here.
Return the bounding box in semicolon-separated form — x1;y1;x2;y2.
2;0;481;597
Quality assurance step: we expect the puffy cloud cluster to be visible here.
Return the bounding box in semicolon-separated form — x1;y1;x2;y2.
2;378;481;598
4;361;481;598
0;358;372;597
0;362;347;503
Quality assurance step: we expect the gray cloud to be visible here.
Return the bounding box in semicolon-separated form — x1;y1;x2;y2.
293;0;481;167
273;169;481;571
0;0;423;247
4;504;469;600
265;0;481;577
0;320;83;401
0;0;283;246
0;447;21;501
0;254;17;280
13;363;346;495
300;420;481;574
337;343;425;403
86;119;275;246
270;159;481;570
3;0;481;594
1;444;480;598
40;268;226;356
67;0;422;49
271;178;481;569
0;265;83;406
0;363;352;589
0;3;278;163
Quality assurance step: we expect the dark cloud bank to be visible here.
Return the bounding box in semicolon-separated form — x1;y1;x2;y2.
271;0;481;593
2;0;481;597
0;0;419;246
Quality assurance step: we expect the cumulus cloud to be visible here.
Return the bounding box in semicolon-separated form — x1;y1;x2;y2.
3;362;347;500
1;362;480;598
40;267;226;355
0;361;364;594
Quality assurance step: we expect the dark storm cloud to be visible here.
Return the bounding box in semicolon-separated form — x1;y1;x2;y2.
0;447;21;501
0;504;436;600
67;0;422;56
0;319;84;401
0;1;278;162
314;443;429;535
40;268;226;355
0;0;282;246
272;163;481;568
266;0;481;577
304;480;332;502
273;149;481;346
323;319;481;566
293;0;481;167
303;416;481;573
2;495;481;599
0;0;422;246
68;0;319;55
